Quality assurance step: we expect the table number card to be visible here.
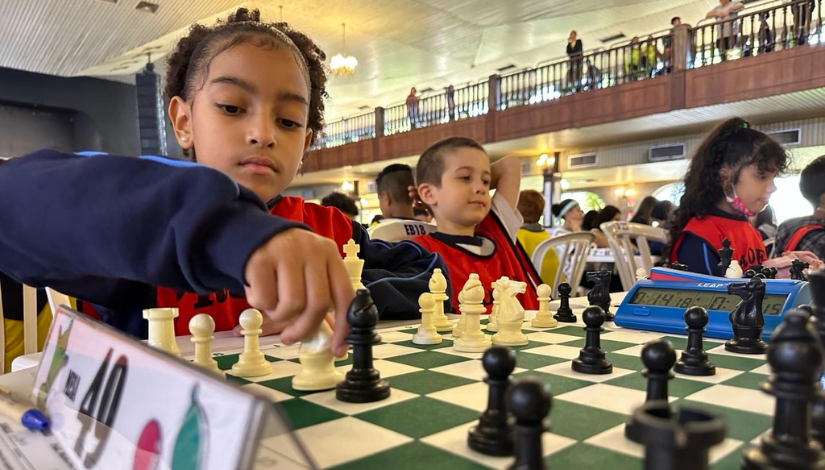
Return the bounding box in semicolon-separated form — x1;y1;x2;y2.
32;306;315;470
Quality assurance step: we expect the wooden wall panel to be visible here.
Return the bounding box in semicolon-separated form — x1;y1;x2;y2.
302;140;374;172
377;117;487;161
686;46;825;108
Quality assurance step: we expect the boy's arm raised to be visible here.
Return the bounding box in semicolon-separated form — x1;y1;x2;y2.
490;155;522;211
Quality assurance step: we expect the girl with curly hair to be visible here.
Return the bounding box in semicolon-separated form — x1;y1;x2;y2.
0;8;443;355
669;117;820;276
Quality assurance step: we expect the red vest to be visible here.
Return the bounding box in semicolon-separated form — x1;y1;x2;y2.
783;224;825;253
672;215;767;271
412;214;540;314
156;197;354;335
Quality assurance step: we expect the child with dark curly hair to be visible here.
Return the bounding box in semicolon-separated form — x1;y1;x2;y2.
0;8;444;354
668;117;821;276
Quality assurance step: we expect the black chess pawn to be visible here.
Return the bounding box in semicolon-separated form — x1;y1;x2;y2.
642;340;676;402
572;306;613;374
674;307;716;376
717;238;733;272
553;283;577;323
336;289;391;403
625;401;726;470
671;262;689;272
762;267;777;280
469;347;516;456
744;269;757;279
507;380;552;470
742;309;825;469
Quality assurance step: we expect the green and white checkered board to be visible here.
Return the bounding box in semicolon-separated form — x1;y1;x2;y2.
206;313;774;470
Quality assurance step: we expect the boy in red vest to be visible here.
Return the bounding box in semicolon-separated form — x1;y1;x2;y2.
411;137;541;313
774;155;825;260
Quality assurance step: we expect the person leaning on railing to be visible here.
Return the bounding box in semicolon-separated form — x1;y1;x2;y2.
566;30;584;92
706;0;745;61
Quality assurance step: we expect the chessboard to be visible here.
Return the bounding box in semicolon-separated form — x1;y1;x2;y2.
196;306;773;470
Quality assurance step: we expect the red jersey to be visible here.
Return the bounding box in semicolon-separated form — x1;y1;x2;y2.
156;197;354;335
412;213;540;314
672;214;767;271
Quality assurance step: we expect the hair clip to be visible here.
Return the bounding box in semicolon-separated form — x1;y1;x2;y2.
742;122;749;129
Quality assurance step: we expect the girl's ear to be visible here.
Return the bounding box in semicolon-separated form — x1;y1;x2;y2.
168;97;194;150
718;167;732;185
418;183;437;206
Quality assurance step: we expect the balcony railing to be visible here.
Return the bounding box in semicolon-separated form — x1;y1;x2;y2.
312;0;821;152
692;0;822;66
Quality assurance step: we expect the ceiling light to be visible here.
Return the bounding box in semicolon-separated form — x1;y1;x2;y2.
331;23;358;77
560;179;571;191
135;1;159;13
341;181;354;192
96;0;118;4
615;188;625;197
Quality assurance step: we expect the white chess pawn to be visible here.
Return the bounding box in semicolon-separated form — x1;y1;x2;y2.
231;309;273;377
429;269;454;332
635;268;647;282
189;314;224;376
413;293;442;345
454;274;492;352
531;284;557;328
143;308;181;357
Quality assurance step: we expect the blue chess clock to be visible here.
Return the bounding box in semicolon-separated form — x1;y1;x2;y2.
613;267;811;340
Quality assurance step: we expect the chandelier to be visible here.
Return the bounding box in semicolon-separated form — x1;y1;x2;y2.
331;23;358;76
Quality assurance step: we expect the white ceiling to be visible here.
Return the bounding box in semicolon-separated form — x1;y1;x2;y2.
0;0;771;120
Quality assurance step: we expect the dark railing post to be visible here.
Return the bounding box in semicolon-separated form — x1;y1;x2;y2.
673;23;693;71
488;74;500;112
374;107;385;138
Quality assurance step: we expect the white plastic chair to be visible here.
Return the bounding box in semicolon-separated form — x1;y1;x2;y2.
601;221;668;291
367;219;436;242
531;232;596;298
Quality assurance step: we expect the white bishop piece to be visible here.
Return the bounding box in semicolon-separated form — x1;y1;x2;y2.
429;269;454;332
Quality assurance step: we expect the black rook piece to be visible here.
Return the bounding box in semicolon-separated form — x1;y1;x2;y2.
642;340;676;403
717;238;733;273
625;401;726;470
674;307;716;376
554;283;577;323
724;277;768;354
742;310;825;469
336;289;391;403
507;380;552;470
469;347;516;456
572;306;613;374
586;269;613;320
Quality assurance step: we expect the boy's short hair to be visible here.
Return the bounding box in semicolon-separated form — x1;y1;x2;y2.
800;155;825;206
321;192;359;217
517;190;545;224
671;16;681;25
416;137;486;187
376;164;414;205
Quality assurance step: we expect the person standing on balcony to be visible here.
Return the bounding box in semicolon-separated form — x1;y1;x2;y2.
706;0;744;61
787;0;816;45
566;30;583;92
662;17;681;73
406;87;420;129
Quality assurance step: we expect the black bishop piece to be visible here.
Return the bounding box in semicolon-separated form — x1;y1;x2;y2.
808;270;825;448
553;283;577;323
507;380;552;470
742;309;825;469
674;307;716;376
469;347;516;456
336;289;391;403
572;306;612;374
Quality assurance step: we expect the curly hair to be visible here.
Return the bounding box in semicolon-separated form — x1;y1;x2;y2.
666;117;788;258
164;7;327;156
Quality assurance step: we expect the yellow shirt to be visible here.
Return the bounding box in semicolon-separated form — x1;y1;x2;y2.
517;226;562;286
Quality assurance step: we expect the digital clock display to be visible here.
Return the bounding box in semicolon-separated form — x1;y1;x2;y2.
628;287;788;316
